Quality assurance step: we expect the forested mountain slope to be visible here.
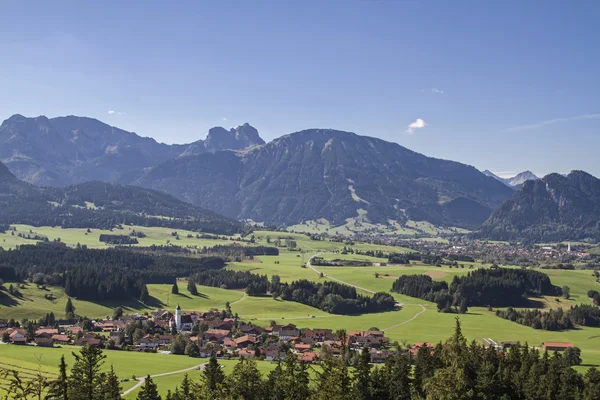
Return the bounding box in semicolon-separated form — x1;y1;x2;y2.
137;129;513;228
0;162;241;234
477;171;600;241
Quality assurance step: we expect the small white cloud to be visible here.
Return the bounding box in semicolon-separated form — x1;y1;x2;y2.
108;110;115;115
221;117;228;121
431;88;444;94
108;110;127;116
407;118;427;134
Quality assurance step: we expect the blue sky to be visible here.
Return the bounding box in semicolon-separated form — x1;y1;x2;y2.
1;1;599;178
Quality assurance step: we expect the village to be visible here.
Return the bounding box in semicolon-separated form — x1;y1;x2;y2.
0;305;577;365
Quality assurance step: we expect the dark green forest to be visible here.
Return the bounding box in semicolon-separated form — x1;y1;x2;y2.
391;268;561;311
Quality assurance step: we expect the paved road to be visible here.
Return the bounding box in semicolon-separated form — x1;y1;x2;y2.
121;362;207;396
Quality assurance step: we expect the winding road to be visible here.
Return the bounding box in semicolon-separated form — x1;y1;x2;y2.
121;362;207;396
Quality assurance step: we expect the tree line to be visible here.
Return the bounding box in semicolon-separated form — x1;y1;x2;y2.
0;245;225;302
496;304;600;331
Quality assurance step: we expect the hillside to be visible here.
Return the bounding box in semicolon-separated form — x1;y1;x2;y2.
477;171;600;241
0;115;263;186
137;129;513;228
0;162;242;234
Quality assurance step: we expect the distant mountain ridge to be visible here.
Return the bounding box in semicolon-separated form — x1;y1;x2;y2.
0;161;242;234
1;114;515;229
477;171;600;241
135;129;513;228
482;170;539;188
0;114;264;186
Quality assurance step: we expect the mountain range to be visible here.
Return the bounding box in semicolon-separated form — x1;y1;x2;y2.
0;114;515;229
0;115;264;187
477;171;600;241
0;160;241;234
482;170;539;188
137;129;515;228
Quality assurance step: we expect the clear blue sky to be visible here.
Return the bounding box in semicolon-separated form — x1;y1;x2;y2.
1;1;599;177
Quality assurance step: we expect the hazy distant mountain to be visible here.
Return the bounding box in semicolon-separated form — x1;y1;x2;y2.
0;161;241;234
0;115;264;186
482;170;539;188
477;171;600;241
506;171;539;187
136;129;513;228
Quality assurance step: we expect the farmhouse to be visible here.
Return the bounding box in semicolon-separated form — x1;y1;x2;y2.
543;342;574;352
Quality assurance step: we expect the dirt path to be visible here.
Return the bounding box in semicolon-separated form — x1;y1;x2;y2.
121;362;207;396
381;304;428;331
230;292;247;306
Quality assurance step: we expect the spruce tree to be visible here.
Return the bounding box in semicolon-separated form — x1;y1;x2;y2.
68;344;106;400
137;376;161;400
227;359;264;400
47;355;69;400
171;281;179;295
354;346;372;400
139;285;149;303
187;280;198;296
65;297;75;317
104;366;121;400
200;353;225;392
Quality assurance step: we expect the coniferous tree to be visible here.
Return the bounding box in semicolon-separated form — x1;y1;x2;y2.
137;376;161;400
103;366;121;400
263;363;285;400
199;353;224;392
47;355;69;400
68;344;106;400
65;297;75;317
139;284;149;303
227;359;263;400
187;280;198;296
584;367;600;400
354;346;372;400
171;281;179;295
314;352;353;400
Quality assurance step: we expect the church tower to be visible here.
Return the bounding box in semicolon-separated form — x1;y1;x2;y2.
175;304;181;332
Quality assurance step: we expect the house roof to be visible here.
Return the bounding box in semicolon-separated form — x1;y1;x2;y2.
234;335;257;344
543;342;574;348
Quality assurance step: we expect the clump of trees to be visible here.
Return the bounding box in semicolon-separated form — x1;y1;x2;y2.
99;234;139;245
392;267;562;312
272;278;396;315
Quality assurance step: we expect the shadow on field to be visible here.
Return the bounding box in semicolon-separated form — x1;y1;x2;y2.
96;295;166;311
0;294;19;307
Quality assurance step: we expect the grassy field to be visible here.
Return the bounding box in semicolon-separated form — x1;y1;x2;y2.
0;281;244;321
3;227;600;391
0;224;244;250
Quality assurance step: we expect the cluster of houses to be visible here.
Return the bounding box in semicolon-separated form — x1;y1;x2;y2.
0;308;398;364
1;310;577;365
